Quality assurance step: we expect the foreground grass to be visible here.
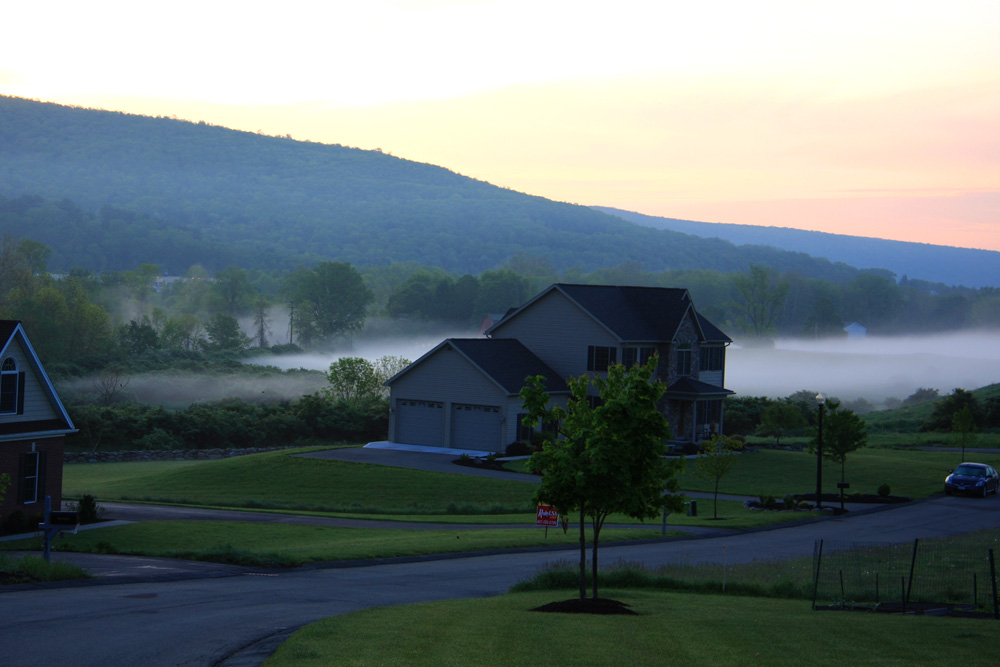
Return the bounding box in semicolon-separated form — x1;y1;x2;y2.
0;521;675;567
264;589;1000;667
0;553;90;585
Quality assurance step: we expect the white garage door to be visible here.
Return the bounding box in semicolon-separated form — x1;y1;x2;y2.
395;400;445;447
451;404;502;451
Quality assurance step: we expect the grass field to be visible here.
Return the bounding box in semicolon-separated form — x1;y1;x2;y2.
0;521;675;567
263;589;1000;667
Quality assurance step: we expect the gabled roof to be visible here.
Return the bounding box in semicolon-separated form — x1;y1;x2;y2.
386;338;569;396
489;283;730;344
0;320;76;440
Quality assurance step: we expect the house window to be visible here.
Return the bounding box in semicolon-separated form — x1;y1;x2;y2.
516;413;533;443
0;357;17;414
20;451;41;504
676;344;692;376
700;346;724;372
623;346;656;368
587;346;618;372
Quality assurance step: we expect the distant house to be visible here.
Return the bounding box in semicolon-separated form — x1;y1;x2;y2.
0;321;76;521
844;322;867;339
386;284;733;452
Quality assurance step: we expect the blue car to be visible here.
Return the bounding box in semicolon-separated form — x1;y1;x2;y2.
944;462;1000;497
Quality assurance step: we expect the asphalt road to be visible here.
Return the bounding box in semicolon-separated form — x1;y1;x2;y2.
4;492;999;667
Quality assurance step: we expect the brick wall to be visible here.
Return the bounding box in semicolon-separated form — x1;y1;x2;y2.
0;436;64;517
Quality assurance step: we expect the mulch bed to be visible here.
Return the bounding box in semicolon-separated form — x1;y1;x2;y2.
452;457;507;471
531;598;638;615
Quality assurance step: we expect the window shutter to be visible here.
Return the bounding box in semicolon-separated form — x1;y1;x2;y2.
18;453;30;503
37;451;47;502
17;371;25;414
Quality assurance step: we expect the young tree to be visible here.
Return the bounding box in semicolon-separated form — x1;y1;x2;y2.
757;402;807;445
952;405;977;461
252;298;271;348
520;357;684;601
693;435;743;519
817;402;868;484
325;355;411;403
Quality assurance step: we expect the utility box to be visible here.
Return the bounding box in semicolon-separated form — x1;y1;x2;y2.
687;500;697;517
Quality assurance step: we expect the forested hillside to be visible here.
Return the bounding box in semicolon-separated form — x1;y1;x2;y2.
597;207;1000;289
1;96;857;280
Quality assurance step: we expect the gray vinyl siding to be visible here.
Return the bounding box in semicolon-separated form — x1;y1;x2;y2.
491;290;618;379
0;340;58;424
389;345;512;451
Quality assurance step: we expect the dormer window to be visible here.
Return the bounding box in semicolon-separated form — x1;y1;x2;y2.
0;357;18;414
676;344;692;376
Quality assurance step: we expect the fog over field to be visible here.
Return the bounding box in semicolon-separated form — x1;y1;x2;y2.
253;330;1000;404
726;331;1000;402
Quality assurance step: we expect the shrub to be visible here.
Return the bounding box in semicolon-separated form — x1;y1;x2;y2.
877;483;891;498
72;494;104;523
782;494;797;510
3;510;30;535
505;441;532;457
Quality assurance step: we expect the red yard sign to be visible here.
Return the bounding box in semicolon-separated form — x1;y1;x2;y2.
536;504;559;527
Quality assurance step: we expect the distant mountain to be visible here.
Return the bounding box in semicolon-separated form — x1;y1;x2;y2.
596;207;1000;288
0;96;950;286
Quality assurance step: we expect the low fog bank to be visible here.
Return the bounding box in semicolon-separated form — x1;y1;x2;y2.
61;372;329;409
727;330;1000;402
245;332;465;372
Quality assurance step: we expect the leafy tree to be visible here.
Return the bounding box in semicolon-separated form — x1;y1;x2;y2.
117;317;160;356
951;405;977;461
214;265;255;315
921;388;983;432
730;264;789;338
801;296;845;338
325;355;411;402
520;357;684;601
757;402;807;445
722;395;773;436
814;401;868;484
201;313;250;354
903;387;938;407
693;434;743;519
473;269;530;317
291;262;373;346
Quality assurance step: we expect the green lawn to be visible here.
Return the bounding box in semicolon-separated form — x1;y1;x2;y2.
0;521;673;567
264;589;1000;667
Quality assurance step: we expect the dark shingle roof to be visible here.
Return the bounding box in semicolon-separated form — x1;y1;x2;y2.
695;312;733;343
554;284;693;341
665;377;735;397
448;338;569;394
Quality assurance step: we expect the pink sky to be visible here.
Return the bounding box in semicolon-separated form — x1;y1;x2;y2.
3;1;998;252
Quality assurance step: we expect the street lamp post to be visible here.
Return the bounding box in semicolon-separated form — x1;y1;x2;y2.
815;393;826;510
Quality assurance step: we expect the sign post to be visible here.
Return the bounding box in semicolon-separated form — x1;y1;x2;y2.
38;496;78;562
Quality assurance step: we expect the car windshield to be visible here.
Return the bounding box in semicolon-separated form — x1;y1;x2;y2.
954;465;985;477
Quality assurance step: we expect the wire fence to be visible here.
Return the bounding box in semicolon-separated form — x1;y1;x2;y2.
812;538;999;618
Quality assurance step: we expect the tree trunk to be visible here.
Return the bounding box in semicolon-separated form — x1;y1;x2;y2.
578;499;587;601
714;477;720;519
591;519;602;600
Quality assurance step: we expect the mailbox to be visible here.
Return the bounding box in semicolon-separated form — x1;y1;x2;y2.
49;511;79;526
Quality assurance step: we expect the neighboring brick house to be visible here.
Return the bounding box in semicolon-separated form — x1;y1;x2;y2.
0;321;76;520
385;284;732;452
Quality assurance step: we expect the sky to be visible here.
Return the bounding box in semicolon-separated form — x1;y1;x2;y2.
3;0;998;251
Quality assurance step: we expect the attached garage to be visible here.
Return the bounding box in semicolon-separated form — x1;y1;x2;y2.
450;403;501;451
393;399;445;447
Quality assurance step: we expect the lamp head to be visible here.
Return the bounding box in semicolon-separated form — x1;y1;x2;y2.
815;393;826;406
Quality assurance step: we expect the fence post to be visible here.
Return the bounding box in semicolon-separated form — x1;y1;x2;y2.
989;549;998;620
812;539;824;611
905;539;919;609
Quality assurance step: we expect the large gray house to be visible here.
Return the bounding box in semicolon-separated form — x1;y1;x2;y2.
385;284;733;452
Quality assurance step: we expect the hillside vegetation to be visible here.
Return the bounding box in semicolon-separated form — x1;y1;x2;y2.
1;96;858;279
